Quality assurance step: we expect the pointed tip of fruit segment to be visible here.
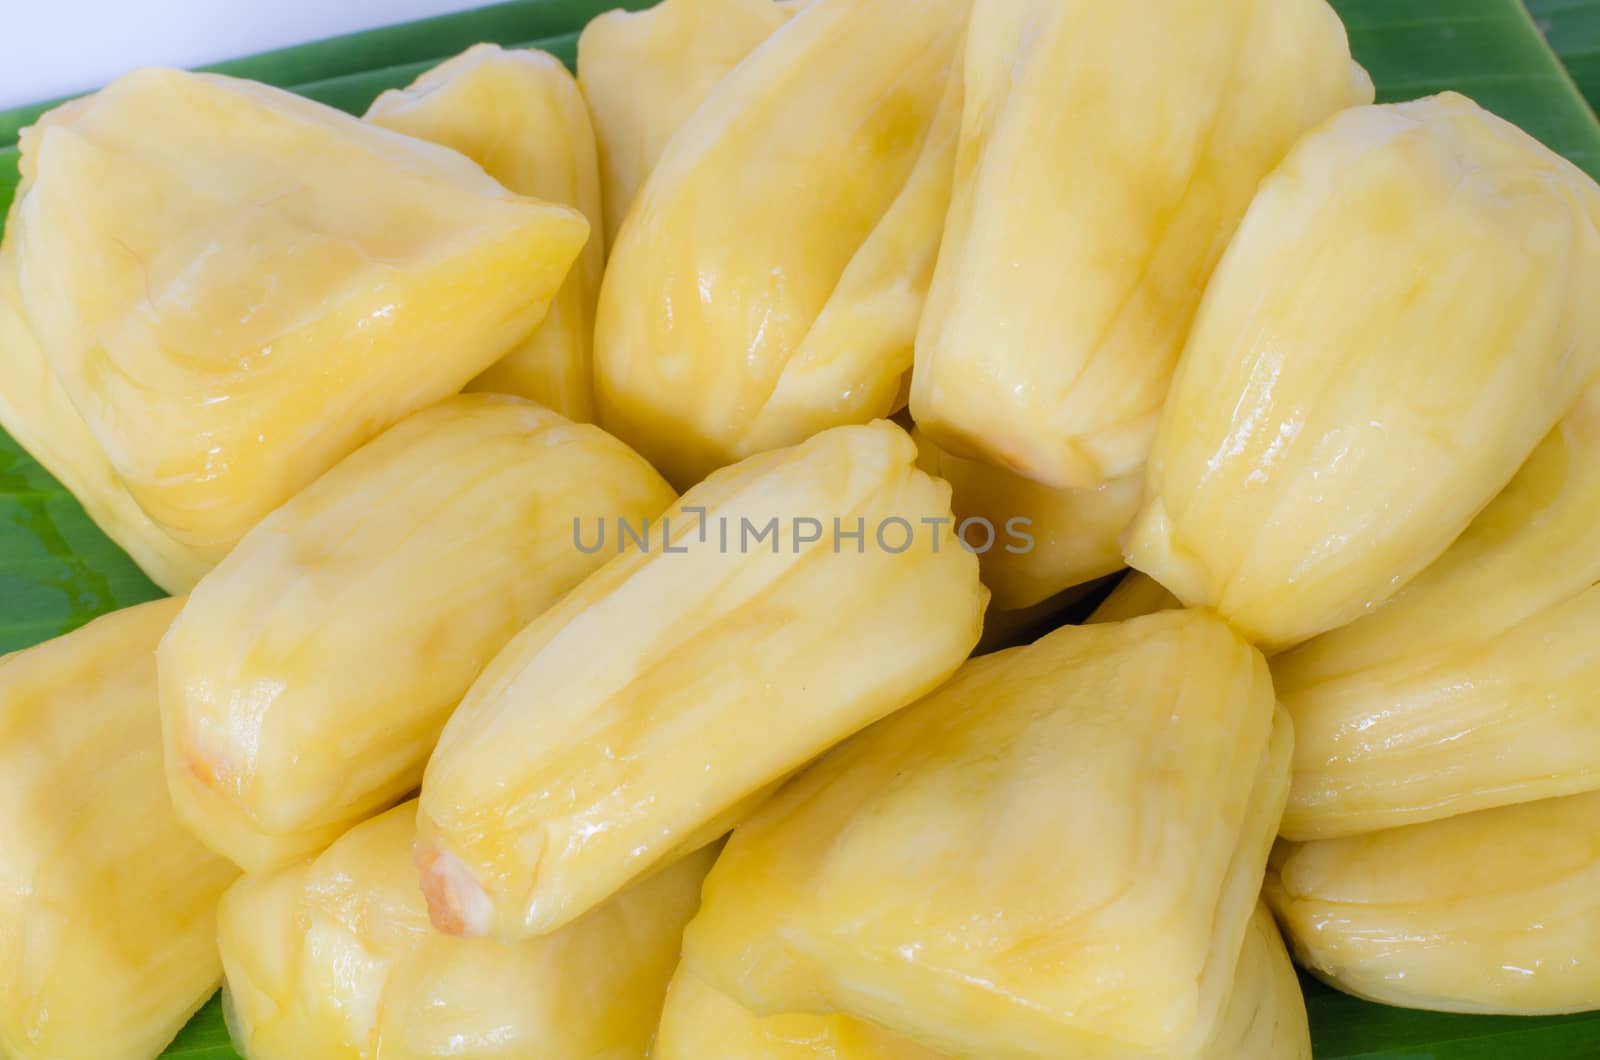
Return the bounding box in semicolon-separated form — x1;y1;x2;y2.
183;739;236;796
185;748;219;788
414;838;493;937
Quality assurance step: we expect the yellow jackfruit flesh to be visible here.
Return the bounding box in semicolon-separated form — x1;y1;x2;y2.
11;68;589;554
159;395;673;872
656;969;948;1059
417;421;985;940
1208;903;1312;1060
1268;789;1600;1015
683;610;1289;1060
0;599;240;1060
0;226;212;592
1087;571;1182;624
219;801;712;1059
1125;93;1600;650
594;0;968;487
913;427;1142;611
367;45;604;421
577;0;795;247
911;0;1371;491
658;903;1307;1060
1273;388;1600;839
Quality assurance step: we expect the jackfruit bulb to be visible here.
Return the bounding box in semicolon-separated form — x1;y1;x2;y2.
659;902;1308;1060
594;0;968;486
367;45;605;421
683;610;1290;1060
577;0;795;247
0;599;240;1060
913;426;1142;611
219;802;713;1059
417;421;985;940
1272;388;1600;839
1208;904;1312;1060
160;395;673;872
0;225;211;592
10;68;589;555
1268;789;1600;1015
1125;93;1600;650
911;0;1371;491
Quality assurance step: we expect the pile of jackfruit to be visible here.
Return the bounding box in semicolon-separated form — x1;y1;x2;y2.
3;0;1600;1057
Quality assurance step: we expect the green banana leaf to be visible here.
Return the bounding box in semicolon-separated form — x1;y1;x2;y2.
0;1;1598;1057
1344;0;1600;175
1529;0;1600;114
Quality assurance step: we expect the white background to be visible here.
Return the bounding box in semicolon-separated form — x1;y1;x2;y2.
2;0;494;108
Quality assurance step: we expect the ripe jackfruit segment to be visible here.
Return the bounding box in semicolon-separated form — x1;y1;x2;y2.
417;421;985;940
160;395;672;871
912;0;1372;491
576;0;795;247
683;610;1289;1060
219;802;712;1059
0;226;213;591
594;0;969;486
11;67;589;554
367;45;605;421
1269;790;1600;1015
1126;93;1600;650
0;599;239;1060
913;426;1142;612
